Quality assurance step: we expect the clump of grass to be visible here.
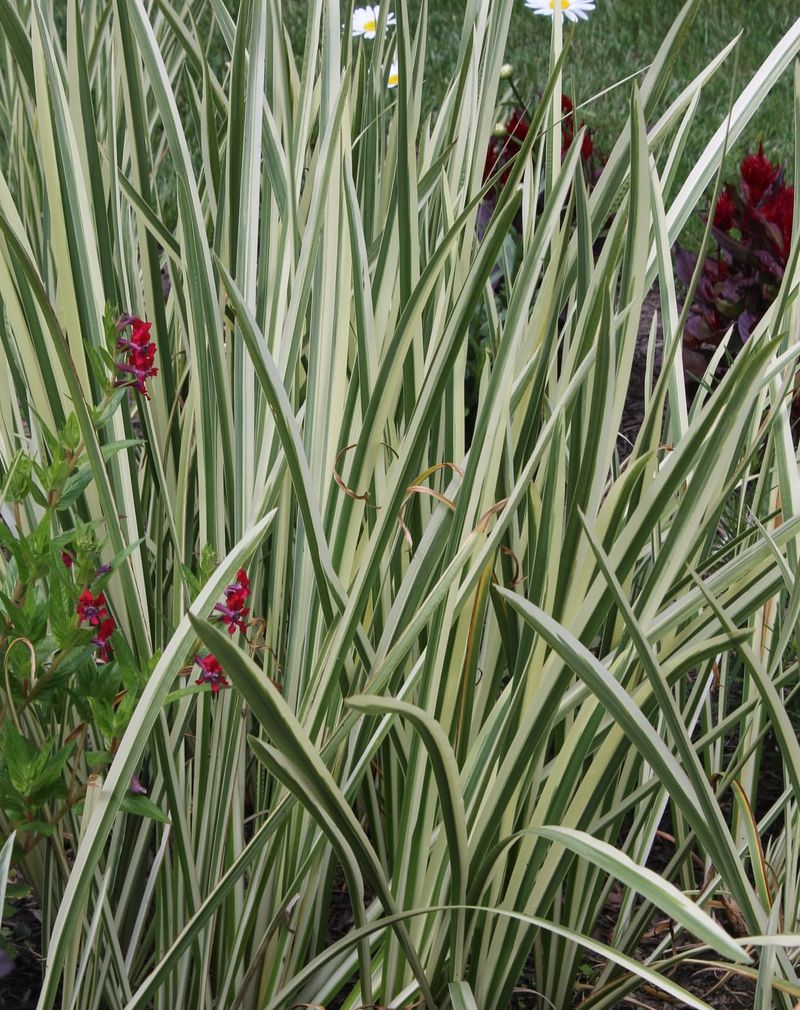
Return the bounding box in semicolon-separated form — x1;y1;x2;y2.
0;3;799;1010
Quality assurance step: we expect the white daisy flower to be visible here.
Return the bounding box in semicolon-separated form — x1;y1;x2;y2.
523;0;596;23
352;5;397;40
387;59;399;88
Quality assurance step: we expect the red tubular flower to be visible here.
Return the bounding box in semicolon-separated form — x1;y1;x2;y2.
130;775;147;795
114;315;158;398
213;568;251;635
116;319;152;352
226;569;250;609
580;130;594;161
77;590;108;627
61;550;74;568
77;590;115;663
194;654;230;694
92;616;116;664
740;143;779;205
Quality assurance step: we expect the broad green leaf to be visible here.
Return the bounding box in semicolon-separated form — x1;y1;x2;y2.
534;826;748;964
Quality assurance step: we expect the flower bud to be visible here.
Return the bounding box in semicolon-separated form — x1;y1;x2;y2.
493;122;508;137
499;63;514;80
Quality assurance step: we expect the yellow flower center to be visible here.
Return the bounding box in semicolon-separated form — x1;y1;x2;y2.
549;0;570;8
388;70;399;86
363;18;376;31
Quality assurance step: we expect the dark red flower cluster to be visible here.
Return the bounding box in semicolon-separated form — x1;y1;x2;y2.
114;315;158;399
213;568;250;635
740;144;780;204
194;654;229;694
76;589;108;626
678;143;795;354
483;95;599;194
185;568;252;700
77;590;116;664
484;109;530;188
713;145;794;260
761;186;794;259
560;94;594;162
713;188;736;231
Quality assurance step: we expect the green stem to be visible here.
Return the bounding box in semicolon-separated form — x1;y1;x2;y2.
547;6;563;201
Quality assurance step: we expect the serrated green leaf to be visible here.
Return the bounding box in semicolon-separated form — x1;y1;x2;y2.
2;720;37;797
121;793;170;824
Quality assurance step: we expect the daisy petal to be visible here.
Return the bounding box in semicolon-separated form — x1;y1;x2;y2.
523;0;596;22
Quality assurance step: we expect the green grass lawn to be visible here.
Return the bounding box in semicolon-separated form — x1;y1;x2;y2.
421;0;796;168
282;0;797;202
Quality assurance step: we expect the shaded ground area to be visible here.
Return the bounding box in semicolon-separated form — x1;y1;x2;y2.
1;898;45;1010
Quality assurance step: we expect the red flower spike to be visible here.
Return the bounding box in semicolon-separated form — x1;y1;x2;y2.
92;616;116;664
61;550;74;568
212;568;251;635
77;590;116;663
93;616;116;642
194;653;230;694
77;590;108;627
679;142;794;361
761;186;794;257
714;188;737;232
740;143;779;205
130;319;152;345
115;315;158;398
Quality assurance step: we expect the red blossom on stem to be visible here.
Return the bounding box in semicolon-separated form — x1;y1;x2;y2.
114;315;158;399
92;617;116;664
213;567;251;635
77;589;108;627
194;654;230;694
77;590;116;663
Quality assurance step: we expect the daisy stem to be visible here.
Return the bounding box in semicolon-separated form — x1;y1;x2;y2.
547;3;563;203
509;79;531;114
